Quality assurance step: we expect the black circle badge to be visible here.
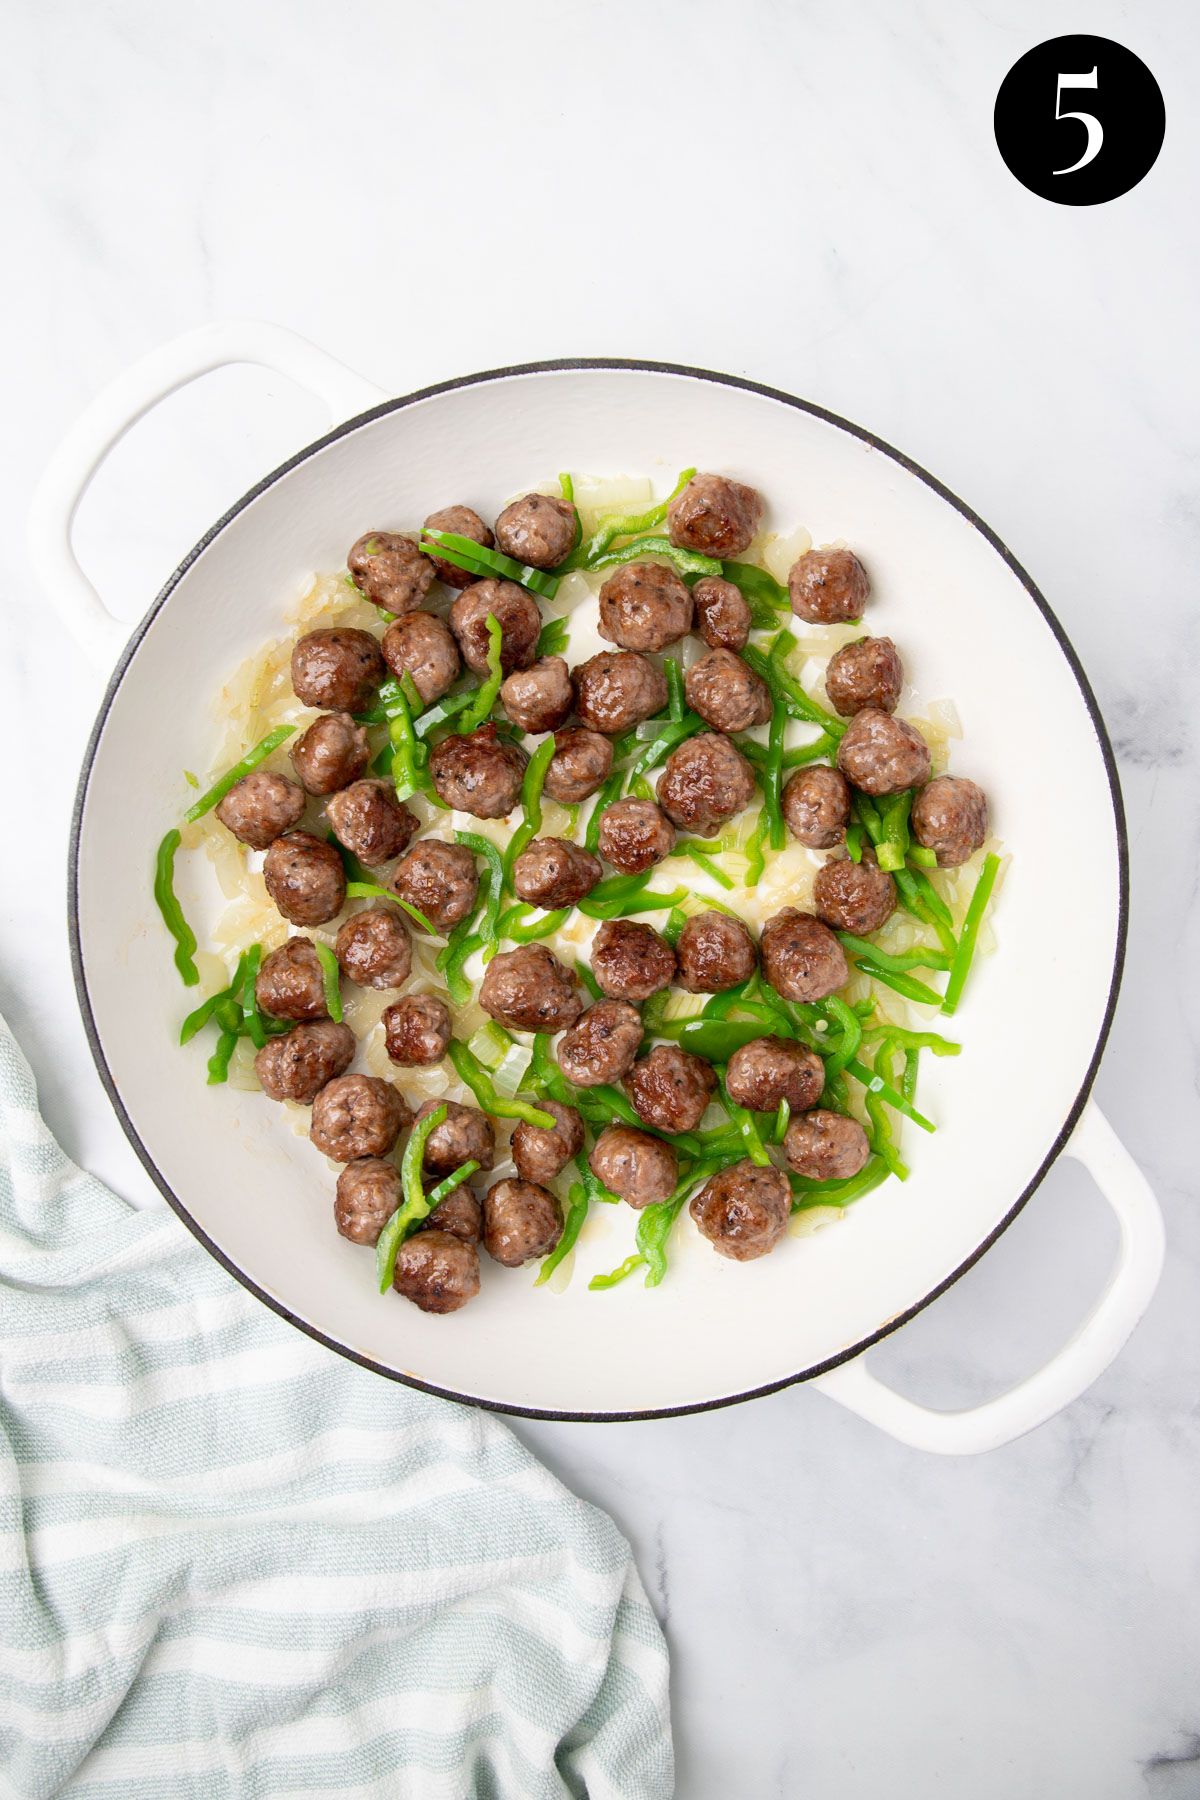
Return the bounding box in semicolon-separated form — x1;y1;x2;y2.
994;35;1165;204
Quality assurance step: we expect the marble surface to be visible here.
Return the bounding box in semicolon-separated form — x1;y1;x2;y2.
3;0;1198;1792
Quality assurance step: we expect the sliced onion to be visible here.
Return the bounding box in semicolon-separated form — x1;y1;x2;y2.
491;1038;533;1099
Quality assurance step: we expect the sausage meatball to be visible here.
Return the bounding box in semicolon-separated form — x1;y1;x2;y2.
479;944;582;1034
656;733;756;835
334;1158;400;1245
348;532;436;615
784;1108;870;1181
825;635;903;717
781;765;851;849
215;769;306;850
289;712;370;795
450;579;541;676
422;504;494;590
760;908;849;1003
382;994;452;1067
597;798;676;875
325;780;418;866
788;547;869;624
512;838;602;909
573;651;668;735
724;1036;825;1113
675;912;758;993
691;575;751;652
415;1099;496;1178
420;1183;482;1244
624;1046;716;1134
391;840;479;932
395;1232;480;1313
813;855;897;935
255;937;329;1021
510;1100;585;1186
543;728;613;803
668;472;763;559
428;723;527;818
493;492;577;570
335;907;412;989
836;708;931;796
591;919;676;1002
291;627;386;713
597;562;693;653
499;656;574;733
255;1019;355;1104
381;612;461;703
310;1075;410;1162
482;1179;564;1266
689;1160;790;1261
557;1000;642;1089
589;1125;677;1209
684;648;772;734
263;832;347;927
911;776;989;868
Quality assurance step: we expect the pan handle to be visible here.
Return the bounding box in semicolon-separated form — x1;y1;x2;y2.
811;1102;1163;1454
27;320;387;667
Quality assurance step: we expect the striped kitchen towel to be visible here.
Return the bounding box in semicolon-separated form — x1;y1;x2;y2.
0;1013;672;1800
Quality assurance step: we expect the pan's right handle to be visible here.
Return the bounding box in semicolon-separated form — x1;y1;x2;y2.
27;320;388;668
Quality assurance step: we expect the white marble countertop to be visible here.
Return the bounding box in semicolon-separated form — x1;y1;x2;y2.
4;1;1198;1792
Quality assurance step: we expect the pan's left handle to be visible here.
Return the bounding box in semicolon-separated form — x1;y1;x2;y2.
27;320;388;667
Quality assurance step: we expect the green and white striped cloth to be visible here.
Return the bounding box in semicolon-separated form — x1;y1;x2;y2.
0;1014;672;1799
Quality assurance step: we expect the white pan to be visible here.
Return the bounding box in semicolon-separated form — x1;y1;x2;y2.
32;322;1163;1452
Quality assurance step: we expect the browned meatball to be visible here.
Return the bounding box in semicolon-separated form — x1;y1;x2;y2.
624;1046;716;1134
836;708;931;796
724;1037;824;1112
574;651;668;735
479;944;582;1034
684;649;771;734
428;723;527;819
597;798;676;875
334;907;412;989
381;612;461;703
255;1020;355;1103
589;1125;677;1209
291;627;386;712
415;1099;496;1178
449;579;541;676
493;492;577;569
543;728;613;804
788;548;869;624
326;780;418;867
391;840;479;932
813;855;897;935
334;1158;400;1245
383;994;452;1066
512;838;602;908
500;657;574;733
255;937;328;1021
591;920;676;1002
395;1232;480;1313
675;912;758;993
689;1160;790;1261
692;575;751;651
420;1184;482;1243
482;1179;563;1266
825;636;903;717
597;562;693;652
557;1001;642;1089
782;766;851;849
289;713;370;795
311;1075;410;1162
911;776;989;868
422;504;494;590
657;733;756;835
668;473;763;558
263;832;347;926
348;532;436;615
510;1100;585;1186
784;1108;870;1181
215;769;306;850
760;908;848;1003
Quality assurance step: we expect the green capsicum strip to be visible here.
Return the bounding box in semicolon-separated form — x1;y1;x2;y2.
665;657;685;723
183;725;298;823
559;471;582;554
873;791;913;874
502;734;557;887
627;710;706;779
454;832;504;953
343;880;437;936
859;1024;961;1055
908;844;939;869
718;1084;772;1167
420;529;561;600
577;878;688;920
788;1155;891;1209
836;932;952;974
535;1180;589;1288
820;994;863;1084
375;1106;448;1292
742;636;845;740
941;852;1001;1015
496;903;571;943
313;941;343;1023
378;677;426;801
412;687;478;739
585;534;722;581
719;561;790;619
448;1041;556;1128
154;828;200;987
584;768;627;852
568;466;695;568
848;956;944;1008
853;793;958;956
782;734;841;769
240;944;266;1048
454;615;505;734
536;616;570;658
864;1037;909;1180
